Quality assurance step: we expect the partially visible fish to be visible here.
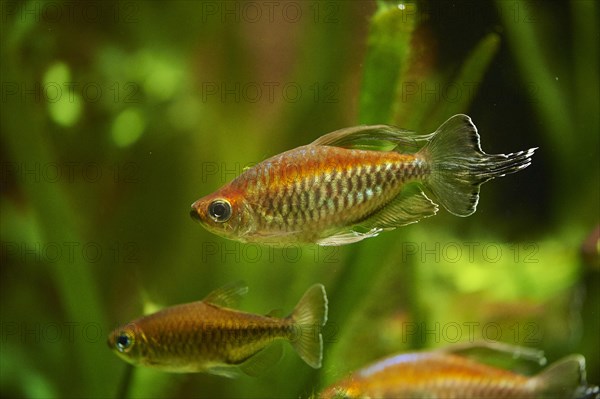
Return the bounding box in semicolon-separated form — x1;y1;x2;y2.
107;282;328;377
319;345;599;399
190;114;537;246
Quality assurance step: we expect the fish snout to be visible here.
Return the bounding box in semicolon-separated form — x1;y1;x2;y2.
107;331;116;349
190;206;202;222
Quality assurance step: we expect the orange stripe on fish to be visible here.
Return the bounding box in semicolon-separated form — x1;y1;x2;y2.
319;348;598;398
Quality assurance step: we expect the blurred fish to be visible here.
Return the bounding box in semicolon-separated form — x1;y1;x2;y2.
190;114;536;245
319;345;599;399
108;282;328;377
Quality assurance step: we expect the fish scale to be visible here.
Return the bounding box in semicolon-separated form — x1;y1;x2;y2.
247;147;422;232
157;305;288;364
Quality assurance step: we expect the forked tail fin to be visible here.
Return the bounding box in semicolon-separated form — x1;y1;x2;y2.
420;114;537;216
288;284;328;368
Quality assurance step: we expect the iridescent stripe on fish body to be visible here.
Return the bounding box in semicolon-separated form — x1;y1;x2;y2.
236;146;428;234
319;349;598;399
135;303;292;366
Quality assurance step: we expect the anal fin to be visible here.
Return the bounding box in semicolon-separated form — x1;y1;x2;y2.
205;365;243;379
316;228;383;246
315;186;438;246
239;341;284;377
358;185;438;230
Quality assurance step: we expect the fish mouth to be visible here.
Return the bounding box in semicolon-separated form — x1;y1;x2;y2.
107;330;117;349
189;207;202;222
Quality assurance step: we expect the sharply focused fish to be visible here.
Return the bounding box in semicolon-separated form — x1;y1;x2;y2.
319;345;599;399
107;282;328;377
190;114;536;245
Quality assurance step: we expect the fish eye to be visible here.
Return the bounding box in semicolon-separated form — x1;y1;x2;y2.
116;331;134;353
208;199;232;223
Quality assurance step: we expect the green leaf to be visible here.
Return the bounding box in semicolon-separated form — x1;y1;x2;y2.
430;33;501;125
496;0;572;151
358;2;419;124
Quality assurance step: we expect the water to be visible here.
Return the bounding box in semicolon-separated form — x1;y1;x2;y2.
1;1;598;398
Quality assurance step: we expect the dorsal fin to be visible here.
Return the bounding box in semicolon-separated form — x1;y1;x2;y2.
310;124;432;153
202;281;248;308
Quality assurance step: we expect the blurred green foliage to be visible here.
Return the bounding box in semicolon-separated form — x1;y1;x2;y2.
1;1;598;398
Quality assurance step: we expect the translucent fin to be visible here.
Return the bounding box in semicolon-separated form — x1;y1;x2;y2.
311;124;431;153
202;281;249;308
530;354;590;398
316;228;383;246
358;185;439;230
420;114;537;216
575;385;600;399
288;284;328;368
205;364;243;379
439;341;546;365
239;341;284;377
